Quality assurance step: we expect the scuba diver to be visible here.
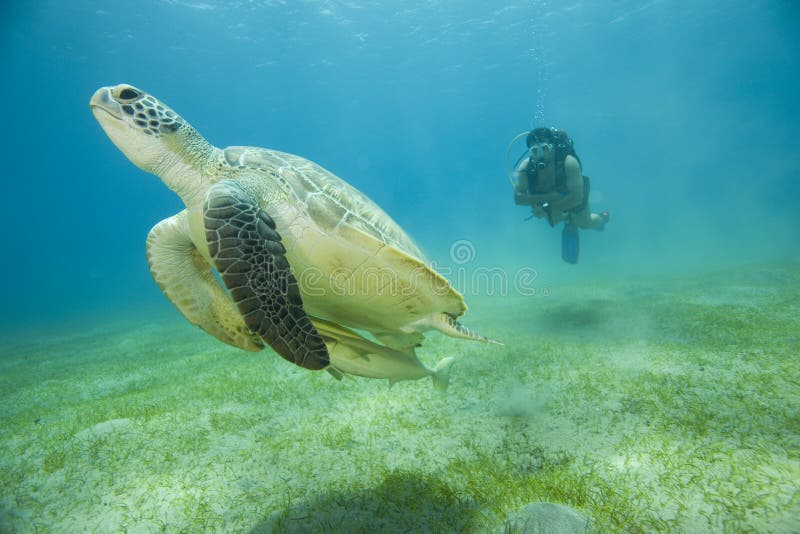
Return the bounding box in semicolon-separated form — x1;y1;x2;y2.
511;127;610;264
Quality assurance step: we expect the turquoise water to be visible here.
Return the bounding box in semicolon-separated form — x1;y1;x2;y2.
1;1;799;532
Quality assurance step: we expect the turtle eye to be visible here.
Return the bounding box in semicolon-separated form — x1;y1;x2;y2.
118;88;140;101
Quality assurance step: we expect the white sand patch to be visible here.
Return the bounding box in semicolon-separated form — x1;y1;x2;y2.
74;418;135;441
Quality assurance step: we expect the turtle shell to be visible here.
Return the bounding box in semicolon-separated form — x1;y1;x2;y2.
220;146;466;335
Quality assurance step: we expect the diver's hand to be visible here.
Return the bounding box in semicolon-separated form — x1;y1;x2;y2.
546;206;565;227
531;205;547;219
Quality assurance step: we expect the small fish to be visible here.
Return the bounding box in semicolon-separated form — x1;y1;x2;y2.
313;318;455;391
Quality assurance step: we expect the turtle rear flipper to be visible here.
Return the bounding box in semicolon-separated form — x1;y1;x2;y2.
204;180;329;370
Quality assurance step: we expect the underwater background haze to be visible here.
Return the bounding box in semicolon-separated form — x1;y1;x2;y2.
2;0;798;327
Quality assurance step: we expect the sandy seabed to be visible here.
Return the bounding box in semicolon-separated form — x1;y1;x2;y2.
1;264;798;533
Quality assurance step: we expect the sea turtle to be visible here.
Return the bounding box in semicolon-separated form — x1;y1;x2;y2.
90;83;491;388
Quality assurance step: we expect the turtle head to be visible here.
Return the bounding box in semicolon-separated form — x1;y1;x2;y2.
90;84;195;175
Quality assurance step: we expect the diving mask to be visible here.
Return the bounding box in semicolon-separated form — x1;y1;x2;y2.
529;142;553;170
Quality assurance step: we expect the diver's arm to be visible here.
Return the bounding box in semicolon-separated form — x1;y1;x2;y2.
514;160;564;204
531;204;547;218
516;191;566;204
513;159;529;194
514;157;567;217
549;155;584;211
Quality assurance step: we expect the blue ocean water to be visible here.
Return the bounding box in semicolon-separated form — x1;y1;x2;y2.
1;0;798;328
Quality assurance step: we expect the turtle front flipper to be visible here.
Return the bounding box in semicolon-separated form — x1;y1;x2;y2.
204;180;329;370
146;211;263;351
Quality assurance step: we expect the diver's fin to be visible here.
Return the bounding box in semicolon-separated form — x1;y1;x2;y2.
562;219;579;264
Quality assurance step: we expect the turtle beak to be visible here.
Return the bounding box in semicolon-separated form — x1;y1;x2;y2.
89;86;123;121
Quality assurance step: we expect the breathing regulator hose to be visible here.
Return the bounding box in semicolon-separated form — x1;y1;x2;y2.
504;130;530;188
